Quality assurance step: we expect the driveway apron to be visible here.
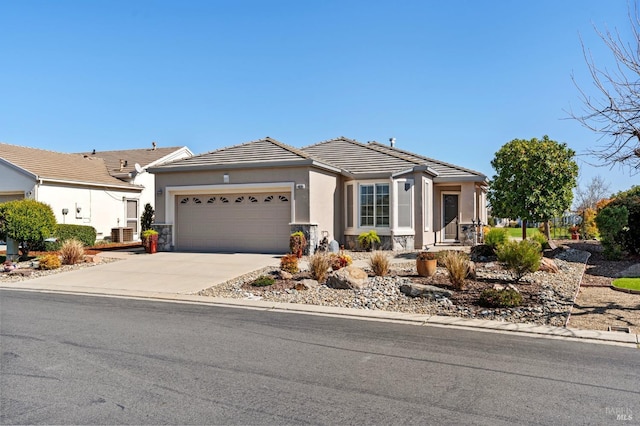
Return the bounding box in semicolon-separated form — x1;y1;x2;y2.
5;252;280;295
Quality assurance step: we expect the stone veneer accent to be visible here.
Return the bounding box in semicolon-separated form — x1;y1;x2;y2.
289;223;318;256
152;224;173;252
343;234;414;251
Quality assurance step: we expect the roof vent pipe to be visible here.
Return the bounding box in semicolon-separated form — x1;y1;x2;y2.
389;137;396;147
152;141;157;150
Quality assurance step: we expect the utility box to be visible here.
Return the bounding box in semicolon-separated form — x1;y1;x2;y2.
111;227;134;243
6;237;19;261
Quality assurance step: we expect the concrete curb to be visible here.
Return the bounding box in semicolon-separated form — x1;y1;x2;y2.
2;284;638;348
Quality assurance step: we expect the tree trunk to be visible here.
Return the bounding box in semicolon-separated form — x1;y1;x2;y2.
544;220;557;250
521;220;527;240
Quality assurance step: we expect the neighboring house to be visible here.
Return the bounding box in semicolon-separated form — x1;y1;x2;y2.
0;142;192;241
77;144;193;235
150;137;488;253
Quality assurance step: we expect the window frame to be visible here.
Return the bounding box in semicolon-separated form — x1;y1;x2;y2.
358;183;390;228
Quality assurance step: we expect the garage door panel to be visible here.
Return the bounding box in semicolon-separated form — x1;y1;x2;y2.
176;192;291;253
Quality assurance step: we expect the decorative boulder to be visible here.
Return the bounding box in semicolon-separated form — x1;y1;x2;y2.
400;283;453;299
539;257;559;273
279;270;293;280
294;279;319;290
326;265;369;289
328;240;340;253
467;261;476;279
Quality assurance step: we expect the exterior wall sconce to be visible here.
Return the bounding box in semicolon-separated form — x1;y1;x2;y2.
62;208;68;224
223;173;229;183
157;189;163;196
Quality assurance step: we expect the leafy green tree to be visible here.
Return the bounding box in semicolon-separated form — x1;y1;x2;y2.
0;199;57;258
488;136;579;242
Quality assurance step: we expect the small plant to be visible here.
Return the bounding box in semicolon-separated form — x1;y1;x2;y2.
484;228;509;249
442;250;469;290
309;252;331;283
369;251;390;277
289;231;307;258
496;240;542;282
60;238;85;265
39;253;61;270
252;275;275;287
416;251;437;261
280;253;299;274
357;230;381;251
528;233;548;251
479;288;523;308
329;252;352;270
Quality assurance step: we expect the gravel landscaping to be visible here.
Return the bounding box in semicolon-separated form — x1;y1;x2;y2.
199;247;591;328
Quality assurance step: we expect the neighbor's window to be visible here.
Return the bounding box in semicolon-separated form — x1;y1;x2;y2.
360;183;389;227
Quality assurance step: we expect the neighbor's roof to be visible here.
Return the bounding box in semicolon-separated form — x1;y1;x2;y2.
0;143;141;189
77;146;191;175
150;137;340;172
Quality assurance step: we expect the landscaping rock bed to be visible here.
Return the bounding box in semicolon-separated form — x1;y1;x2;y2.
199;248;590;327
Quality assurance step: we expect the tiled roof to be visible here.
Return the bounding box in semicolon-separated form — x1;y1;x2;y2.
155;137;316;169
77;146;188;175
302;137;420;175
0;143;140;188
366;142;487;180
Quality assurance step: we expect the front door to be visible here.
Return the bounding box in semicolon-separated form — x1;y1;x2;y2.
443;194;459;241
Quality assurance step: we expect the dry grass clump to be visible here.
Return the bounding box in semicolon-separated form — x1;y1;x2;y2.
309;252;331;283
60;238;85;265
369;251;391;277
39;253;61;270
442;250;469;290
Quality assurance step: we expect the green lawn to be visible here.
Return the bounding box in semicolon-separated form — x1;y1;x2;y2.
612;278;640;291
503;227;541;238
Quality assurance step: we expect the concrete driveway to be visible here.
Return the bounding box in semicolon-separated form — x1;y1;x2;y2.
5;251;281;296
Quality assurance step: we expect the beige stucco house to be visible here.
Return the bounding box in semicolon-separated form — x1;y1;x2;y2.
150;137;488;253
0;143;192;241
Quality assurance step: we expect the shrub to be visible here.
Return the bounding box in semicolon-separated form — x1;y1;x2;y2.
580;208;599;240
496;240;542;282
309;252;331;283
484;228;509;249
357;230;381;251
329;253;352;270
60;238;85;265
528;233;548;251
289;231;307;257
595;204;629;260
0;200;57;258
597;185;639;256
140;203;155;233
54;224;97;248
280;254;299;274
39;253;61;270
369;251;390;276
442;250;469;290
479;288;523;308
252;275;275;287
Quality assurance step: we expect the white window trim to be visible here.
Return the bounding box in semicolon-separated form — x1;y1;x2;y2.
392;178;414;233
358;182;390;229
423;177;431;232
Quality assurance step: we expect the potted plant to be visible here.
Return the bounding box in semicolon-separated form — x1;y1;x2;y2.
357;230;381;251
569;225;580;240
289;231;307;258
416;251;438;277
141;229;159;254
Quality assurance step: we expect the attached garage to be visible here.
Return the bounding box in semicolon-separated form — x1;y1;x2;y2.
175;192;292;253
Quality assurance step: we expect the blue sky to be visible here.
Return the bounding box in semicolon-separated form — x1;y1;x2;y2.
1;1;636;196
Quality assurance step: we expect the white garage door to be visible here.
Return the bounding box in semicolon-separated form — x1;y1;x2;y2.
175;192;291;253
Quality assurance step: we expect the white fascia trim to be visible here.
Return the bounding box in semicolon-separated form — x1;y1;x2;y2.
145;147;194;168
41;177;142;191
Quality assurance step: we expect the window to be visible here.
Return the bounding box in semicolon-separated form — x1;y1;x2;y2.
360;183;389;227
397;181;412;228
126;199;138;234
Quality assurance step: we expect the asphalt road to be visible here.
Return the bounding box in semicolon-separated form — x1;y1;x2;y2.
1;290;638;425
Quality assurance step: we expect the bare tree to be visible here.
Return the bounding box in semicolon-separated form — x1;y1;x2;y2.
569;4;640;173
574;175;611;211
